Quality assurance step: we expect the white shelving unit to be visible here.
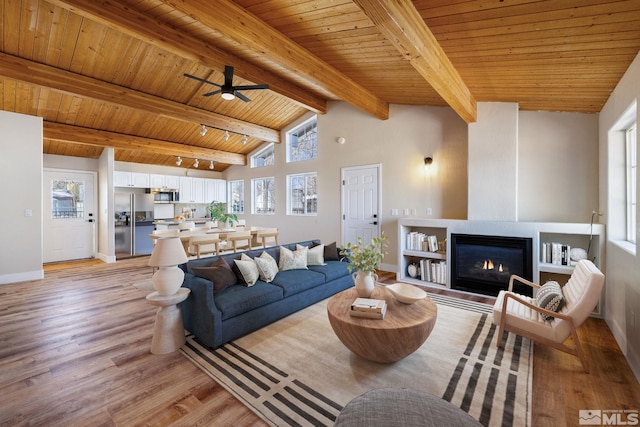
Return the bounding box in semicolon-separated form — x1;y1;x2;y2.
397;218;605;315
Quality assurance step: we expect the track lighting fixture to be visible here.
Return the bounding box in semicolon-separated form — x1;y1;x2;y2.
223;130;230;141
199;124;207;136
242;134;248;144
424;156;433;166
176;156;182;166
209;160;215;170
193;158;199;168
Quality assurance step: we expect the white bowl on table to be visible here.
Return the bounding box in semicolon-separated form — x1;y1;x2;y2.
386;283;427;304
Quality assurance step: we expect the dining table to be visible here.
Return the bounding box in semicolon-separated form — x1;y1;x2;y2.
149;226;269;256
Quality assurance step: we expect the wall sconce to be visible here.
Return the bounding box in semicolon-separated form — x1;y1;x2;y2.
424;156;433;167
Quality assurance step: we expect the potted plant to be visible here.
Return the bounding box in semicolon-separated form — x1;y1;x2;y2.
207;201;238;229
339;233;388;297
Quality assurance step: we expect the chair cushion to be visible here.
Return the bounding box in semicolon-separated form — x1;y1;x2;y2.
535;281;565;320
308;260;350;282
191;257;237;294
215;282;284;320
269;269;326;297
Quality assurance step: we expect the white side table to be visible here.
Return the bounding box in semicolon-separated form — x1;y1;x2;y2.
146;288;191;354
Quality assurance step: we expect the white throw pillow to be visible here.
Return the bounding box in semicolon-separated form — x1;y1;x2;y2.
298;243;325;266
280;246;308;271
255;251;279;282
234;256;259;286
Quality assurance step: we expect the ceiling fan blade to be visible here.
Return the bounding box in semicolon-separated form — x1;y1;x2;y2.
203;89;222;97
236;91;251;102
224;65;234;88
183;73;221;87
232;84;270;91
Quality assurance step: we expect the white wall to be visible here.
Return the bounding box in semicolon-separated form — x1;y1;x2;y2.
224;102;469;269
0;111;43;284
599;52;640;381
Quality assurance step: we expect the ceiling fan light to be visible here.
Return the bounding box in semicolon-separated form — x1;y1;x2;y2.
221;91;235;100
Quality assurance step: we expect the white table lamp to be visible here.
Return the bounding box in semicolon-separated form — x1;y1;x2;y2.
148;236;188;296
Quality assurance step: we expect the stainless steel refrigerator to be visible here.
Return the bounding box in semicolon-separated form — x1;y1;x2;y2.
115;191;155;259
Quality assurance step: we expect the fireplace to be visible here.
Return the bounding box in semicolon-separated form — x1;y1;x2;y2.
450;234;533;297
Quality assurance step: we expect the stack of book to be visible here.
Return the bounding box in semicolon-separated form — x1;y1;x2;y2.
350;298;387;319
541;242;575;266
406;232;439;252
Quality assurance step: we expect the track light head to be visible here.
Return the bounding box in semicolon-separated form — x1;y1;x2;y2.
209;160;215;170
242;134;248;144
223;130;230;141
193;158;199;168
200;124;207;136
176;156;182;166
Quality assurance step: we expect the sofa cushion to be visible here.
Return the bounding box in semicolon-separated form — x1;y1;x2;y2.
280;246;309;271
269;269;326;297
300;243;325;266
234;253;260;286
215;282;284;320
255;251;279;282
322;241;340;261
308;260;350;282
535;281;565;320
192;257;237;294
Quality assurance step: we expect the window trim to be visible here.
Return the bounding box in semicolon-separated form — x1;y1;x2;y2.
228;179;244;215
626;123;637;244
287;172;318;216
252;176;276;215
251;143;275;168
286;116;318;163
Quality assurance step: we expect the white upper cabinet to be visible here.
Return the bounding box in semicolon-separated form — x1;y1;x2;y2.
179;177;226;203
149;174;180;190
205;179;226;203
114;171;150;188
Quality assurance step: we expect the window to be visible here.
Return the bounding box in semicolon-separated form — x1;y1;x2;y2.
251;143;274;168
228;180;244;214
626;123;637;244
252;177;275;214
287;172;317;215
287;116;317;162
51;179;84;218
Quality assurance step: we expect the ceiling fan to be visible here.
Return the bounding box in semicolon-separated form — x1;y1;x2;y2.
184;65;269;102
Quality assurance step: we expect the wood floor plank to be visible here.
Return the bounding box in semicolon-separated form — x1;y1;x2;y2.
0;257;636;426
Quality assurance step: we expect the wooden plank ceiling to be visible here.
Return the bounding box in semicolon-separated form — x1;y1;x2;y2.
1;0;639;171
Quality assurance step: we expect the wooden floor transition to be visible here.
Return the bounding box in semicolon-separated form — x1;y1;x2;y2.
0;257;637;426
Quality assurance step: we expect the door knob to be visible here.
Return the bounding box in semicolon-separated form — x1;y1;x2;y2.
369;221;378;225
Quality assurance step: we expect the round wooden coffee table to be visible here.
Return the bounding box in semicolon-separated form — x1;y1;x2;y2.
327;286;437;363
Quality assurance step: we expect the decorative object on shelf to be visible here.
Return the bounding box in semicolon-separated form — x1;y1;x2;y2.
207;201;238;228
408;263;419;278
340;234;388;298
570;247;588;262
148;235;188;296
386;282;427;304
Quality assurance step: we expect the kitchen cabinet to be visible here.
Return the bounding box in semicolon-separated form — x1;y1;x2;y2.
114;171;150;188
179;177;206;203
206;179;226;203
149;174;180;190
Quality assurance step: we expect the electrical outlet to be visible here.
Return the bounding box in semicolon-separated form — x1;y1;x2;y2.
411;208;417;215
391;209;399;216
403;208;410;215
427;208;433;215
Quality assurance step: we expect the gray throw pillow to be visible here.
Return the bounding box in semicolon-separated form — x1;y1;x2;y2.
535;281;565;320
192;257;237;294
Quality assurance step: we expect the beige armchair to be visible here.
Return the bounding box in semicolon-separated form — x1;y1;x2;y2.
222;230;252;253
492;259;604;372
187;233;220;258
255;228;279;248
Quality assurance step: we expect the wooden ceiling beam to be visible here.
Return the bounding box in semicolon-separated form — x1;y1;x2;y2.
44;122;246;165
0;53;280;143
352;0;477;123
50;0;326;114
161;0;390;120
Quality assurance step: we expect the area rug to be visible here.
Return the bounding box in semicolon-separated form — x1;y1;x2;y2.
181;293;532;427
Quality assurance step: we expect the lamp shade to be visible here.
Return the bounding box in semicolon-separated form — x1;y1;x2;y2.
148;236;188;267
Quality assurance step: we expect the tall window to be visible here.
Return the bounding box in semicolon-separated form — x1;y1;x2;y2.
287;116;317;163
626;123;637;244
51;179;84;218
287;172;317;215
251;143;275;168
252;177;275;214
228;180;244;214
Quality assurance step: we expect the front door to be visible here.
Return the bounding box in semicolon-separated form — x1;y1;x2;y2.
341;164;381;246
43;169;97;263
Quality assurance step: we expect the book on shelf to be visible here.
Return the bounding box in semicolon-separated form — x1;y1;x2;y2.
349;303;387;319
406;232;440;253
417;259;447;285
541;242;571;266
351;298;386;313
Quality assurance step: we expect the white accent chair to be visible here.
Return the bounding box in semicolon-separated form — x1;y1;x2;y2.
492;259;604;372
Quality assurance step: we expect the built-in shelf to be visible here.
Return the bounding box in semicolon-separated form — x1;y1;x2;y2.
397;218;605;316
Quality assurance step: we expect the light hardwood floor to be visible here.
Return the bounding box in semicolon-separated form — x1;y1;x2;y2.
0;257;638;426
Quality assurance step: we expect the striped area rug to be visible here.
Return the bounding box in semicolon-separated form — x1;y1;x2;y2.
181;293;532;427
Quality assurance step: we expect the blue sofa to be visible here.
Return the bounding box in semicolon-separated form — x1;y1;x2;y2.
178;239;353;348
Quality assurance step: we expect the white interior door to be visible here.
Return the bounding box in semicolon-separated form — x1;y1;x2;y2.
341;164;381;246
43;169;97;263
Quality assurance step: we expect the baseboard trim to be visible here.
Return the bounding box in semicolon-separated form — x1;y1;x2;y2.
0;269;44;285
